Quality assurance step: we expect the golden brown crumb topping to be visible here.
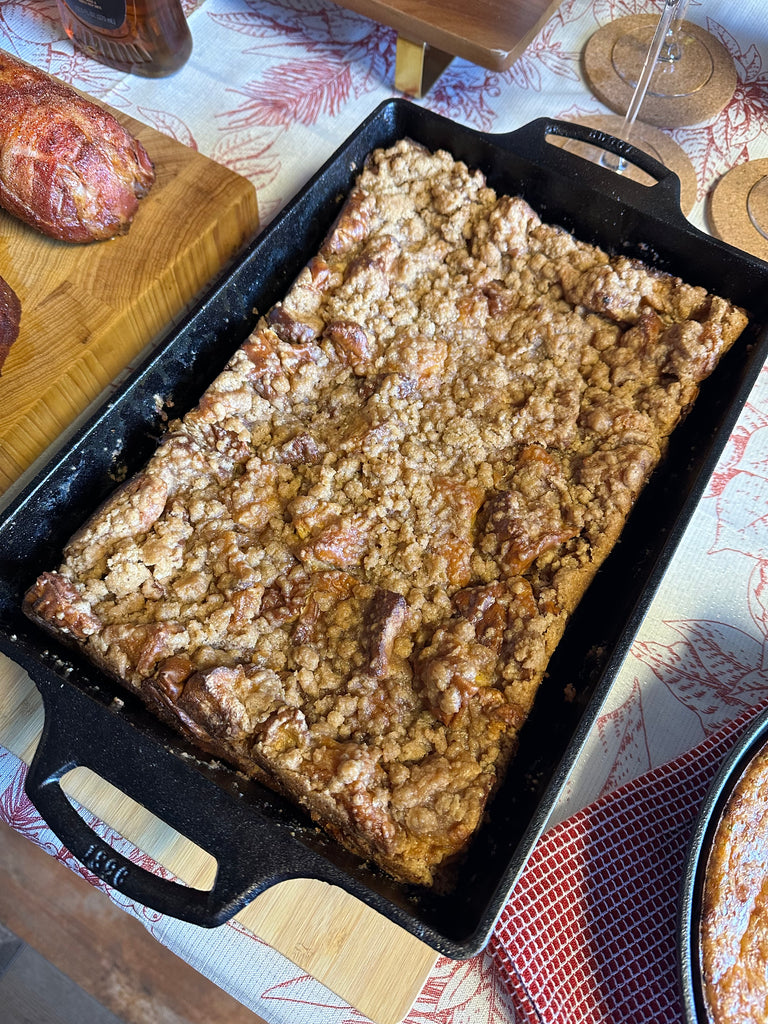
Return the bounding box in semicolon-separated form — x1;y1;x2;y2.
24;140;748;886
701;743;768;1024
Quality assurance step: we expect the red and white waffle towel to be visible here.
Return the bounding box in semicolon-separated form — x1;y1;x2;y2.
489;700;768;1024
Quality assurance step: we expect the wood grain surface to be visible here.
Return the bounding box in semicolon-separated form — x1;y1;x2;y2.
0;819;266;1024
0;101;260;494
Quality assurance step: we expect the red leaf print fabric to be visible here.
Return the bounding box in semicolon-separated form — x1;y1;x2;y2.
224;59;353;127
0;752;56;851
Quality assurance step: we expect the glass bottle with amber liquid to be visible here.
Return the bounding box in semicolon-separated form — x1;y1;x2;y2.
56;0;192;77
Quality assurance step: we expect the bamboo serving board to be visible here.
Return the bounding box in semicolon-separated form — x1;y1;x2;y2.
0;94;437;1024
0;101;260;493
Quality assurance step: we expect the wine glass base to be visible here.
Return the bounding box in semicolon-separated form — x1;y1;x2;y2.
709;160;768;261
584;15;737;128
611;26;713;97
747;175;768;242
552;115;697;216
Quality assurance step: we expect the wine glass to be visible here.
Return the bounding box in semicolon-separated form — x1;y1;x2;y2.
599;0;683;171
746;174;768;242
583;0;737;128
610;0;715;102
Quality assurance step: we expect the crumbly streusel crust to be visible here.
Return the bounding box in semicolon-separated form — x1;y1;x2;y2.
701;743;768;1024
24;139;748;886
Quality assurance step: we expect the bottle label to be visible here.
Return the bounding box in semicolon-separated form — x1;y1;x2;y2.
64;0;127;31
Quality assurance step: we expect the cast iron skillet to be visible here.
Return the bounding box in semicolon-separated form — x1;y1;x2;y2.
679;707;768;1023
2;100;768;959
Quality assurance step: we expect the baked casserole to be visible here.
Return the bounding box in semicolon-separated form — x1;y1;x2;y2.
24;140;747;887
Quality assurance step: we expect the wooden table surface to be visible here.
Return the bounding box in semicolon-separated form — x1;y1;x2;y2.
0;820;266;1024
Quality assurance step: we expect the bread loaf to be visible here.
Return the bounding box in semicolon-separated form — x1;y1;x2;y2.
0;50;155;242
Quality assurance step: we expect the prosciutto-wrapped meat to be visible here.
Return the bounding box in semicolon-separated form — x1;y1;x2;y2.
0;274;20;372
0;50;155;242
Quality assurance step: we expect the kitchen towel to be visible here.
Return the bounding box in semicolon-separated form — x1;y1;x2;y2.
489;698;768;1024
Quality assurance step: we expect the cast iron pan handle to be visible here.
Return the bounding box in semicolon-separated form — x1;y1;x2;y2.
504;117;687;225
24;676;279;927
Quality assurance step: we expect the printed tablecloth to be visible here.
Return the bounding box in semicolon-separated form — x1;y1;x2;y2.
2;0;768;1021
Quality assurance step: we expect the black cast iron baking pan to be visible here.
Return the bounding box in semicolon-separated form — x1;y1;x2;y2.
679;706;768;1023
1;100;768;960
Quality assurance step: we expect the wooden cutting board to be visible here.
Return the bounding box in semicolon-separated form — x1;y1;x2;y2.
0;92;438;1024
0;100;260;493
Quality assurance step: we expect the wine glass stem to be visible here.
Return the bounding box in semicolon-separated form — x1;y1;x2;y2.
601;0;683;172
661;0;691;62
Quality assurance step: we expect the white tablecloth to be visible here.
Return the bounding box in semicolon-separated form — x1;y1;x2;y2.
2;0;768;1021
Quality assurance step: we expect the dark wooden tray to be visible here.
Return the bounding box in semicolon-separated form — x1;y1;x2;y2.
331;0;559;92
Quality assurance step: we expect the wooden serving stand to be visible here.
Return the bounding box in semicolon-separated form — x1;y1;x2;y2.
331;0;561;95
0;99;438;1024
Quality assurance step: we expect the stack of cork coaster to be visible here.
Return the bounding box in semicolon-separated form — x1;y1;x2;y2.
583;14;737;128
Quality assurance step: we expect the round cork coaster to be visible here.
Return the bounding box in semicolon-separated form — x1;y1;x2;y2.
708;159;768;262
583;15;737;128
553;115;697;216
